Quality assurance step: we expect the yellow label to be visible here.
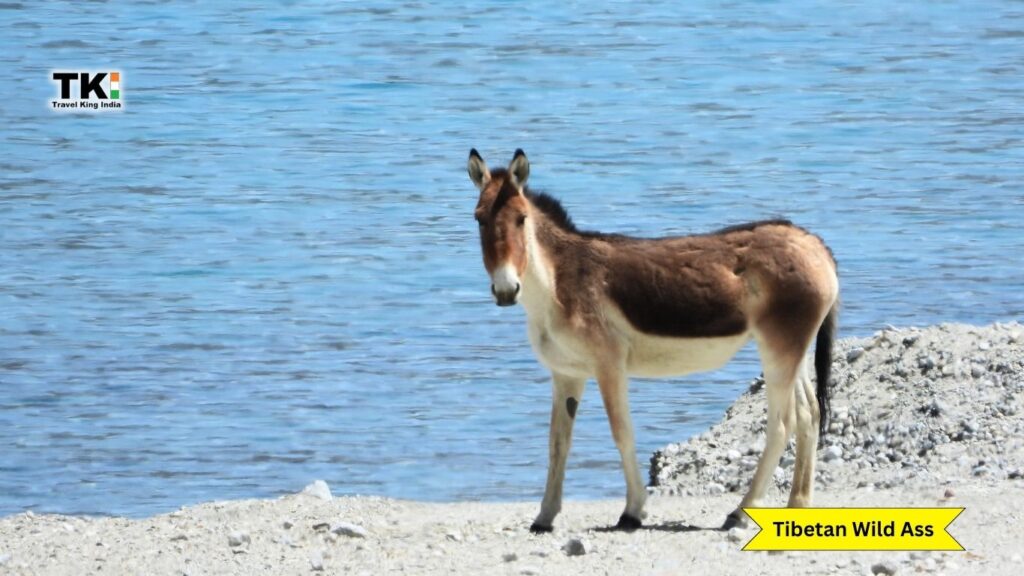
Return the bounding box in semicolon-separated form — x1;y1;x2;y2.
741;508;965;551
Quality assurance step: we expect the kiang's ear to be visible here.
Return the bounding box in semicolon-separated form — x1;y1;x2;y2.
467;148;490;190
508;149;529;188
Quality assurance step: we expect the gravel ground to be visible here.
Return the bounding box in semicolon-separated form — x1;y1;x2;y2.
2;322;1022;575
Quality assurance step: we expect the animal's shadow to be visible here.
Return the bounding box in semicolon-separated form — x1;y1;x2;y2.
592;521;721;534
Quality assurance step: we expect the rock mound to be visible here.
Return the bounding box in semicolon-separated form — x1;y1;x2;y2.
650;322;1024;496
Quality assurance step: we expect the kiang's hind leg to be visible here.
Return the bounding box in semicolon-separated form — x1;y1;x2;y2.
789;361;819;508
723;339;801;529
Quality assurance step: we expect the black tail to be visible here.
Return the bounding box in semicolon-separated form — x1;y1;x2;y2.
814;304;838;439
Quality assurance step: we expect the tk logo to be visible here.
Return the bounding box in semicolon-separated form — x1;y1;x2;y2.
50;71;123;111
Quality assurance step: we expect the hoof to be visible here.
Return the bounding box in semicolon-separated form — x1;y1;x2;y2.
616;513;643;531
529;522;553;534
722;511;748;530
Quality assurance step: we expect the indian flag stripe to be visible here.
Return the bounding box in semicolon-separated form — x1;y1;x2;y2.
111;81;120;91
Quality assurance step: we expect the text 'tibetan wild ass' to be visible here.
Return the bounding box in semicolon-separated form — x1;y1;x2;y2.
469;149;839;532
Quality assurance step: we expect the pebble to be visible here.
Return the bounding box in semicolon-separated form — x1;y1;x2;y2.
520;567;541;576
823;445;843;462
726;527;748;543
871;560;898;575
970;365;985;378
282;519;294;530
943;488;955;498
309;550;325;572
726;449;742;462
706;482;726;495
847;347;865;362
302;480;333;501
562;537;591;556
446;530;462;542
924;399;946;417
227;531;250;548
331;522;368;538
502;552;518;562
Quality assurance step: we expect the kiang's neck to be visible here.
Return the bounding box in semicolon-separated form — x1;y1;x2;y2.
519;201;572;317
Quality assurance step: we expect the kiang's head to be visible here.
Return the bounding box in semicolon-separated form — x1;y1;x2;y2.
468;148;531;307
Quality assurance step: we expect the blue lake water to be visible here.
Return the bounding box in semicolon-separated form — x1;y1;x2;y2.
1;1;1022;517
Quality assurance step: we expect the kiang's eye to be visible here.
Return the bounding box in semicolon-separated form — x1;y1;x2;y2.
516;214;527;227
475;216;486;228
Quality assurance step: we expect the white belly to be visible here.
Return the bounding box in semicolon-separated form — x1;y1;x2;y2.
526;313;750;379
624;330;750;378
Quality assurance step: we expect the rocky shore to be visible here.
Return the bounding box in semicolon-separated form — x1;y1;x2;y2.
1;323;1022;575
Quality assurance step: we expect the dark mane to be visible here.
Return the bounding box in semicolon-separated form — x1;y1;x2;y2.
525;189;577;232
525;190;798;242
712;219;794;235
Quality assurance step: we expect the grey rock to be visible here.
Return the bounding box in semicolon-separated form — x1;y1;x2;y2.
706;482;726;495
502;552;518;562
562;537;591;556
520;567;541;576
871;560;898;575
846;347;865;363
331;522;368;538
971;365;985;378
227;531;250;548
301;480;333;501
823;445;843;462
726;449;742;462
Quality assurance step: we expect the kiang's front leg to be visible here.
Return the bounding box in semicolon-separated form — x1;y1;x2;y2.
531;372;586;533
597;364;646;530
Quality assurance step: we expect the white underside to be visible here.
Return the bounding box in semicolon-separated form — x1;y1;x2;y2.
622;328;750;378
525;299;750;379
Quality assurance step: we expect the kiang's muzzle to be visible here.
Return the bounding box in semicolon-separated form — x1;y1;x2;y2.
491;265;521;307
